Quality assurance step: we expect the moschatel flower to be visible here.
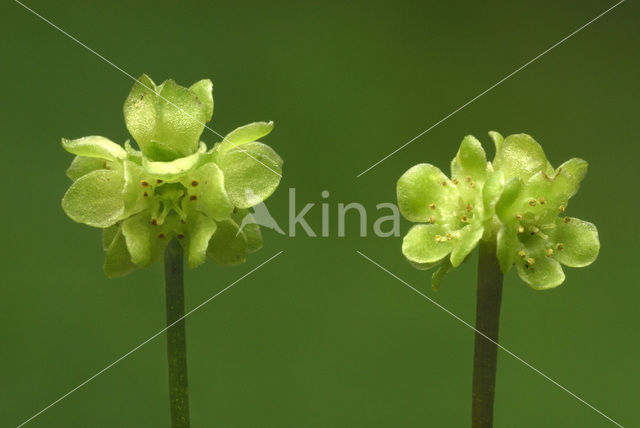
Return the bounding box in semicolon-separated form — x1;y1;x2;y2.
397;132;599;290
62;75;282;277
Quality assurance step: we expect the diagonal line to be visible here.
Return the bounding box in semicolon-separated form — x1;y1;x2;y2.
14;0;282;178
356;0;625;178
16;251;284;428
356;250;624;427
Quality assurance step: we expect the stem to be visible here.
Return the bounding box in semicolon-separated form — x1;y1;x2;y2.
471;239;504;428
164;239;190;428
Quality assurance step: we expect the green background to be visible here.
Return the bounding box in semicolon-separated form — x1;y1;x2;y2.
1;0;637;426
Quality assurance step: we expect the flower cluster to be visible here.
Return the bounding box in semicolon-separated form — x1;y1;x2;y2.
397;133;599;290
62;75;282;277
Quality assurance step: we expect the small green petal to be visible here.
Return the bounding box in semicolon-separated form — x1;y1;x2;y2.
493;134;553;181
66;156;109;181
123;75;160;156
232;209;263;253
62;169;125;228
104;229;138;278
432;258;452;291
488;131;504;154
516;253;565;290
495;177;523;223
188;79;214;121
557;158;588;183
62;136;126;162
123;160;150;216
122;212;173;267
206;219;249;266
482;170;504;214
185;162;234;221
450;225;484;267
102;224;119;250
402;224;453;264
182;212;217;268
397;164;456;223
552;217;600;267
154;79;208;158
496;226;519;273
218;142;283;208
219;121;274;154
451;135;488;183
142;149;201;181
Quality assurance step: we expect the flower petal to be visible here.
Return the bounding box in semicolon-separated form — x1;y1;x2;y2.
62;169;125;228
488;131;503;154
493;134;553;181
182;212;217;268
451;135;488;183
397;164;457;223
62;136;126;162
495;177;523;224
450;225;484;267
551;217;600;267
219;121;274;154
102;224;119;250
218;142;283;208
232;209;263;253
206;219;249;266
142;150;201;182
188;79;214;121
66;156;110;181
184;162;234;221
402;224;453;264
482;170;504;215
154;79;209;158
103;229;138;278
516;253;565;290
496;225;519;273
122;212;174;267
431;258;452;291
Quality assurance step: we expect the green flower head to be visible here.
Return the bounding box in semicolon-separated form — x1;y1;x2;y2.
397;132;599;290
62;75;283;277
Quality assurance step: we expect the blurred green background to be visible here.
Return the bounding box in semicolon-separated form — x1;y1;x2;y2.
1;0;637;426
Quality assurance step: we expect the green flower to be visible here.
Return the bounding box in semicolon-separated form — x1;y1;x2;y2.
397;132;599;290
62;75;282;277
493;134;599;289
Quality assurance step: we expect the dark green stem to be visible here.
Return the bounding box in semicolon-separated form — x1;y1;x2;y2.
472;239;504;428
164;239;190;428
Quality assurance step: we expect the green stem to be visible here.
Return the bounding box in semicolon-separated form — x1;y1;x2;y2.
471;239;504;428
164;239;190;428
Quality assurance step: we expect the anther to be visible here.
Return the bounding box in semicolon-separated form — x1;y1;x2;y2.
461;215;468;222
435;235;442;243
515;214;523;221
539;197;546;205
529;199;537;207
141;180;149;187
559;205;566;213
517;226;524;233
156;179;163;184
157;233;165;239
177;233;185;240
429;216;435;224
143;192;148;197
429;203;436;210
190;195;198;201
466;176;471;182
518;250;526;258
150;219;158;226
446;233;453;241
546;248;554;257
527;257;536;265
466;203;473;211
441;181;447;187
563;217;571;223
191;180;199;187
557;243;565;251
452;178;459;185
181;219;187;224
470;181;475;188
